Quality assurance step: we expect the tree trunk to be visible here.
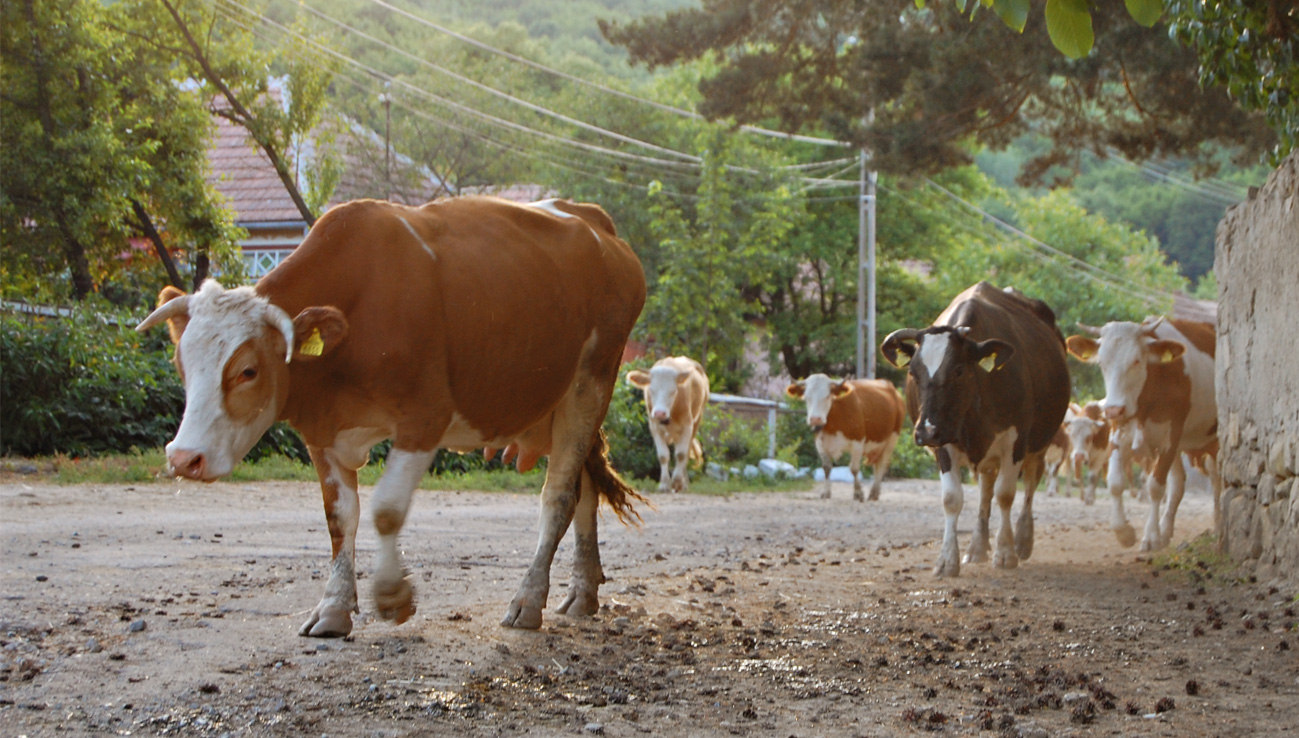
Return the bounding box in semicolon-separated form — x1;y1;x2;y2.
192;251;210;292
131;200;184;289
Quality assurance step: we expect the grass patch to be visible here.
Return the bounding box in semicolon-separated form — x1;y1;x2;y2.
1150;531;1242;585
49;451;168;485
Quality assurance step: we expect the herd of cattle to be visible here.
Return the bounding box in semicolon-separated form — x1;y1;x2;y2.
135;196;1220;639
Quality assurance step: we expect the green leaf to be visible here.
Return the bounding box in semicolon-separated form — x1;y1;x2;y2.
953;0;970;13
914;0;926;8
1046;0;1094;58
992;0;1030;32
1125;0;1163;27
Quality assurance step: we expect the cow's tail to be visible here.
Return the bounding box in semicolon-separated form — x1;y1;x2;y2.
584;428;652;526
689;438;704;469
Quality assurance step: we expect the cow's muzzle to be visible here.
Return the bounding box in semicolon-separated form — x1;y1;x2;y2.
167;448;211;482
913;420;947;448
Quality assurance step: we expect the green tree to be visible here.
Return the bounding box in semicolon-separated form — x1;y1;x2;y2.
1;0;241;301
601;0;1275;180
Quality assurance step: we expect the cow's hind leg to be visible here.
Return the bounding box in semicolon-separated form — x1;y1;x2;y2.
556;467;602;617
371;447;438;625
1015;454;1044;562
502;373;608;629
869;434;899;502
301;446;361;638
963;468;994;565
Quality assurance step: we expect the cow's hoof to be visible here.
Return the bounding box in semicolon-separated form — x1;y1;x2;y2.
1138;536;1166;553
933;558;960;578
853;490;865;502
963;545;989;565
671;477;686;493
374;578;416;625
992;550;1019;569
299;606;353;638
555;589;599;617
867;487;881;502
657;484;672;494
1015;538;1034;561
1113;523;1138;548
501;600;544;629
820;489;832;500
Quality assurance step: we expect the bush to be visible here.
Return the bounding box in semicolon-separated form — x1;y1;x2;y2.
603;358;658;480
1;305;184;457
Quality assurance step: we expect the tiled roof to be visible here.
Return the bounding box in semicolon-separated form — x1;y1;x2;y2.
208;115;305;225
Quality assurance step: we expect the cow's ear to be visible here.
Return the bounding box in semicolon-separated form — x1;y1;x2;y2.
785;382;805;398
976;339;1014;373
626;370;651;389
831;382;853;398
1147;339;1185;364
880;329;920;369
1065;335;1099;362
149;286;190;345
676;370;691;385
291;306;348;362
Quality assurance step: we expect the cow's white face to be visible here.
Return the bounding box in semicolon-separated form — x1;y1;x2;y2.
787;374;849;431
1066;321;1185;423
1063;411;1106;463
138;281;295;481
628;365;686;424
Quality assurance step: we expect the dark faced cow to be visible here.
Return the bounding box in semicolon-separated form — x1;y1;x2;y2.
1065;318;1219;551
785;375;906;501
137;196;647;636
881;282;1071;577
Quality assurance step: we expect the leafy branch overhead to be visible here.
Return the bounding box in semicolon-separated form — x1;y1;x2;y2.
602;0;1282;178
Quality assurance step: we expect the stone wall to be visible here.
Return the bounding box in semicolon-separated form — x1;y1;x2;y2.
1215;152;1299;586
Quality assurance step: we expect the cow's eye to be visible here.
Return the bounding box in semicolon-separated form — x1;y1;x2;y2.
241;367;258;381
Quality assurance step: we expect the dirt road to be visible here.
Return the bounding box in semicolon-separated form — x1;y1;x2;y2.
1;476;1294;737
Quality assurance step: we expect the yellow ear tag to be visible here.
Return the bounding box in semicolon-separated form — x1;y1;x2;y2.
895;353;910;368
979;353;997;372
1161;350;1175;363
300;327;324;357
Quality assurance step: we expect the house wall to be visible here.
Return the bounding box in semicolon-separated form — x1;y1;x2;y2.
1215;152;1299;586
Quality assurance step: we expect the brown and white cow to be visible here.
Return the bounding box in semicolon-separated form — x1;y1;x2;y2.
625;356;709;493
785;375;906;501
137;196;647;637
1061;401;1109;504
1042;425;1071;497
881;282;1071;577
1066;317;1219;551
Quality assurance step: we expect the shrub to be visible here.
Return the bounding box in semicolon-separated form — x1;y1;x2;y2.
1;305;183;457
603;357;658;480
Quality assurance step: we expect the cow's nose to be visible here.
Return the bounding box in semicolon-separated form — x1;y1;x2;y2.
808;416;825;431
652;410;669;424
168;449;207;480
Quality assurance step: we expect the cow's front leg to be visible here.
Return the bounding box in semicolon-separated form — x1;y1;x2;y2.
849;442;866;502
371;447;438;625
671;442;690;493
964;470;994;565
1015;454;1044;562
816;437;834;499
934;449;964;577
556;467;602;617
1108;448;1137;548
651;428;673;494
301;446;361;638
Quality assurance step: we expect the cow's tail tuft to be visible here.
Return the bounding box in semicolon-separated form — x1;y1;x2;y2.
585;428;651;526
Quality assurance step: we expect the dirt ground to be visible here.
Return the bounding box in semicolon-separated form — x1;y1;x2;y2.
1;474;1295;737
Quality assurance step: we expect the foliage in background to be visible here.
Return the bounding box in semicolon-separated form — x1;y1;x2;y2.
1167;0;1298;164
0;0;243;302
1;307;183;457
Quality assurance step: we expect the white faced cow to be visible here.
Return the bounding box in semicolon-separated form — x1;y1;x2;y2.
785;375;906;501
137;196;647;637
881;282;1071;577
1066;318;1220;551
1061;401;1109;504
625;356;710;493
1042;425;1071;497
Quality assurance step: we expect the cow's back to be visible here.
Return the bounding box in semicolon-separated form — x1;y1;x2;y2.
827;379;906;442
934;282;1070;457
258;197;645;446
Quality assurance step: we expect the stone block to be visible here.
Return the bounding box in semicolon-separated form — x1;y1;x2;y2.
1269;437;1294;477
1259;475;1277;507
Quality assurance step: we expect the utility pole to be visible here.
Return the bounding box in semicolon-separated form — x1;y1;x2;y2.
380;84;392;200
856;150;878;379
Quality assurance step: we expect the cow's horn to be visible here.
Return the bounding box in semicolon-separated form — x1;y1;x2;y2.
136;295;190;333
1143;316;1165;334
1075;322;1103;336
263;303;296;363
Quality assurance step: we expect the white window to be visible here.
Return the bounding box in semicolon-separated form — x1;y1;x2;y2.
244;249;295;278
